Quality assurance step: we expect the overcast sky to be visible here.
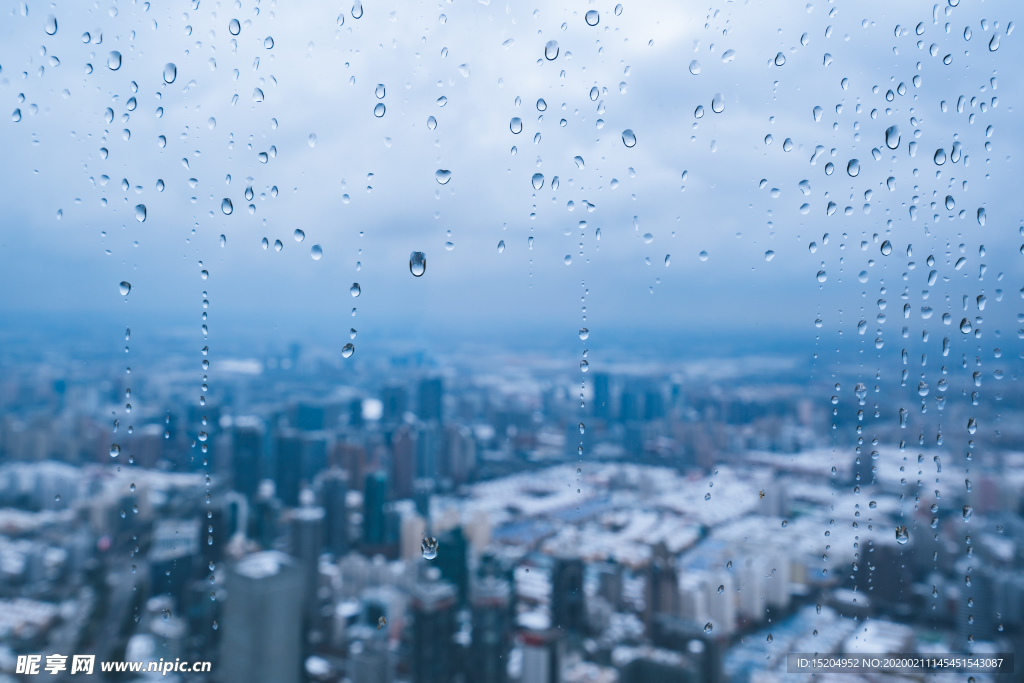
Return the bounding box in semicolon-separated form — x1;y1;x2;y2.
1;0;1019;362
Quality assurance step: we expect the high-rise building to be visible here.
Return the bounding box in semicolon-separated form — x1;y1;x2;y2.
551;557;585;634
274;430;304;507
149;518;200;608
417;422;441;481
644;388;665;421
316;468;349;556
390;426;417;500
289;503;325;617
250;480;282;550
381;386;407;424
220;551;304;683
232;417;265;499
363;471;388;546
434;526;469;605
470;577;512;683
645;544;678;628
518;619;564;683
418;378;443;423
410;575;458;683
592;374;610;419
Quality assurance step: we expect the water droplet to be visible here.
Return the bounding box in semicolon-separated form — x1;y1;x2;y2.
342;343;355;359
766;634;773;643
427;116;437;130
967;417;977;435
262;237;269;249
351;1;363;19
536;98;548;112
688;60;701;75
934;148;946;165
694;105;704;119
135;205;147;223
812;106;823;121
884;125;900;149
435;169;452;184
699;250;709;261
816;270;827;282
564;255;572;265
221;198;233;215
531;173;545;190
497;240;505;253
110;444;121;458
264;36;274;49
45;14;57;35
311;245;323;260
437;96;448;107
228;18;241;35
420;536;439;559
977;208;986;226
580;359;589;372
220;234;227;248
409;251;426;276
308;134;317;147
847;159;860;177
962;505;973;522
350;283;361;297
274;240;283;251
721;49;736;62
510;117;523;134
119;281;131;296
621;129;636;147
253;88;265;103
764;250;775;261
960;318;972;334
989;34;1000;51
107;51;122;70
704;623;713;633
12;109;21;123
377;616;386;630
544;40;559;60
374;103;386;117
574;156;585;169
774;51;786;66
711;93;725;113
163;63;177;84
585;10;599;26
881;240;892;255
294;229;305;243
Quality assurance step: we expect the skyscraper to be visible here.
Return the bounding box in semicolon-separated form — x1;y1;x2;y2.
551;556;585;634
316;468;349;556
363;471;388;546
592;374;610;419
289;503;325;617
418;378;443;423
274;429;304;507
232;417;265;500
381;385;407;424
220;551;304;683
390;426;417;500
410;573;458;683
470;576;512;683
434;526;469;605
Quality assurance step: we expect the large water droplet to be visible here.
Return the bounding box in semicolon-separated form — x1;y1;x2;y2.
711;93;725;113
221;198;233;215
621;129;636;147
350;283;361;297
764;250;775;261
531;173;545;190
962;505;973;522
351;1;363;19
294;229;305;242
881;240;892;255
497;240;505;253
264;36;274;49
847;159;860;177
374;103;385;117
421;536;438;559
688;60;701;75
107;51;122;70
699;250;709;261
135;204;147;222
409;251;426;277
110;444;121;458
774;51;786;66
253;88;265;103
510;117;523;134
119;281;131;296
536;98;547;111
934;148;947;165
704;623;713;633
896;525;909;544
163;63;177;84
228;18;241;35
45;14;57;35
435;169;452;184
585;10;599;26
959;318;972;334
342;343;355;358
977;208;986;226
885;125;900;149
311;245;322;260
816;270;827;282
579;328;589;340
580;360;589;372
544;40;559;60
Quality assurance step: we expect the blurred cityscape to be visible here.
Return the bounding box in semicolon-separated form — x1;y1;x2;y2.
0;340;1021;683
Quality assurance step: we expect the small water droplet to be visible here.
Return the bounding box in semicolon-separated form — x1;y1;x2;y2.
764;250;775;261
704;622;713;633
531;173;545;190
688;60;701;75
579;328;589;340
934;148;947;165
699;250;709;261
221;198;233;215
621;129;636;147
711;93;725;113
774;51;786;66
110;444;121;458
497;240;505;253
374;102;386;117
308;133;317;147
119;281;132;296
350;283;361;297
962;505;973;521
294;229;305;243
847;159;860;177
816;270;827;282
421;536;438;559
580;359;589;372
135;205;147;223
510;117;523;134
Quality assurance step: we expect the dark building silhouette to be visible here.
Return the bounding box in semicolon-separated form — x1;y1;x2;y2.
363;471;389;546
390;426;417;500
644;389;665;420
418;378;443;423
250;481;282;550
289;504;325;618
232;418;265;499
434;526;469;605
316;468;349;556
645;544;678;628
651;615;723;683
592;374;610;419
382;385;407;424
294;403;325;431
551;557;585;634
274;430;304;507
411;575;458;683
470;577;512;683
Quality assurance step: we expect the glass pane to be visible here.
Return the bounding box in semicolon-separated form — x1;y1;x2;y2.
1;0;1019;681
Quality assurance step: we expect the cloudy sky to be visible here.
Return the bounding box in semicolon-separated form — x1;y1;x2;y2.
0;0;1019;363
